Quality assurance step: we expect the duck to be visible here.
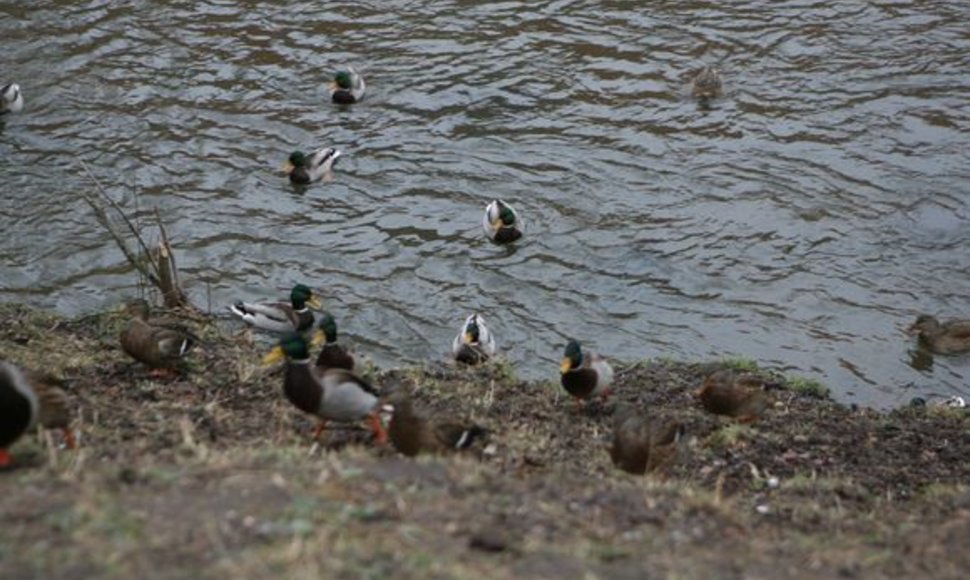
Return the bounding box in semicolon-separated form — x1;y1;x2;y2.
387;390;488;457
283;147;341;185
907;314;970;355
482;200;523;244
312;312;354;372
119;299;198;378
610;403;685;475
263;333;387;444
560;339;614;411
229;284;322;334
1;361;76;467
691;65;722;101
695;369;770;422
1;83;23;114
451;313;497;365
330;67;366;104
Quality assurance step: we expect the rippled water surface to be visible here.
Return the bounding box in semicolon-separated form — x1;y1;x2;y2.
3;0;969;407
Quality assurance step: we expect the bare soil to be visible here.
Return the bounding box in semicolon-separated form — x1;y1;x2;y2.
2;302;969;579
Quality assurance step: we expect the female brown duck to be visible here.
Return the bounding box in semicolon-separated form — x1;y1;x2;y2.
0;361;75;467
908;315;970;355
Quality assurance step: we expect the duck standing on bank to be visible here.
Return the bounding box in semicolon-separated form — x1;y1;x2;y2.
119;299;198;378
451;313;497;365
610;403;684;475
0;361;76;467
230;284;322;334
387;390;488;457
560;339;614;411
313;312;355;372
695;369;771;422
264;333;387;444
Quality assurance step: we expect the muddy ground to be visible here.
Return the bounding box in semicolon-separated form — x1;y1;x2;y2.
1;302;969;579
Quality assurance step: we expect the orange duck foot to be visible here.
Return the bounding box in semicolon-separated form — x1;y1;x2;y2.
149;368;179;380
368;413;388;445
0;449;11;468
62;428;77;450
313;421;328;441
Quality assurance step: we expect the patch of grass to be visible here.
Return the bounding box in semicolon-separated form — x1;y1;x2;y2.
785;375;831;399
720;357;760;372
783;474;858;494
705;423;755;449
918;482;968;500
489;357;518;385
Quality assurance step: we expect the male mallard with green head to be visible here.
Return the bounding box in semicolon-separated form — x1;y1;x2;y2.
283;147;341;184
1;83;23;114
264;333;387;444
482;200;523;244
691;65;722;101
610;403;684;476
312;312;354;372
0;361;76;467
330;67;366;104
560;339;614;411
451;313;496;365
695;369;771;422
119;299;198;378
229;284;322;334
387;390;488;457
907;314;970;355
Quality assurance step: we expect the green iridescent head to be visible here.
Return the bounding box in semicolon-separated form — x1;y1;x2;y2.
561;340;583;372
318;312;338;343
263;332;310;365
464;319;480;344
335;71;353;89
498;203;516;226
288;151;307;167
289;284;320;310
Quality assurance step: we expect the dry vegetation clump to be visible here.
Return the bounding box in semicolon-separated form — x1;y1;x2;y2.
2;303;970;578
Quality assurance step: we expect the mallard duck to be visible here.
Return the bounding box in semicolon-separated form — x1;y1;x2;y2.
695;369;770;422
907;315;970;355
610;404;685;475
451;313;497;365
229;284;322;333
691;65;722;100
388;391;487;457
330;67;366;104
560;340;614;410
120;300;198;377
312;312;354;372
0;361;75;467
263;333;387;443
283;148;341;185
482;200;523;244
1;83;23;114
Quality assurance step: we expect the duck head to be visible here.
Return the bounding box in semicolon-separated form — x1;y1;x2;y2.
290;284;322;310
312;312;338;347
263;332;310;365
561;340;583;373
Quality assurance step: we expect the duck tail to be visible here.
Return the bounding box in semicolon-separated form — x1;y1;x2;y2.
454;425;489;449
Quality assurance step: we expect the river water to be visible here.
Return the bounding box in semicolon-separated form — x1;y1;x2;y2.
2;0;969;407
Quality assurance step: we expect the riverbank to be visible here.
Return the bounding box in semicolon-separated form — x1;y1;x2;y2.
2;302;968;578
